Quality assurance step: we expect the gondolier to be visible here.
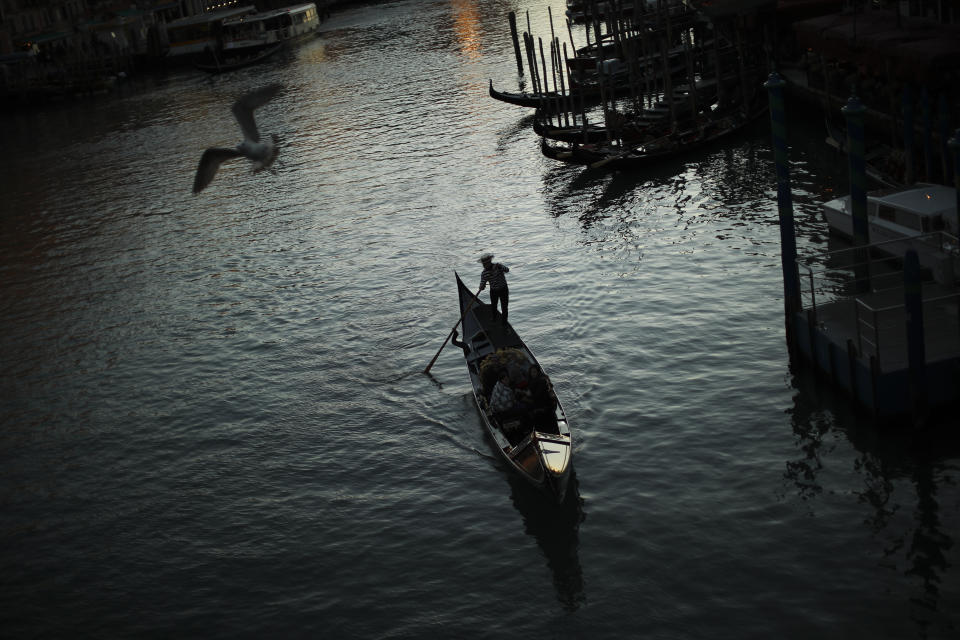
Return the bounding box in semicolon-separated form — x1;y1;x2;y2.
478;253;510;324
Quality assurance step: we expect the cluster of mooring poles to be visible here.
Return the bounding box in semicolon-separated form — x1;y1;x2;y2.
767;70;960;426
494;1;770;158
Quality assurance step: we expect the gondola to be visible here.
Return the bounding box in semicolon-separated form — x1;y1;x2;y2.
533;112;610;144
455;272;572;503
824;116;905;188
528;71;727;144
488;79;586;112
540;102;767;169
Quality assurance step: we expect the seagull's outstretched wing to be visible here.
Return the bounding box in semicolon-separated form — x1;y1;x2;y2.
193;147;245;194
232;83;282;143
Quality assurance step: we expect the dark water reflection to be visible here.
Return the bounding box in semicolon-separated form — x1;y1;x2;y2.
786;371;959;636
507;471;587;611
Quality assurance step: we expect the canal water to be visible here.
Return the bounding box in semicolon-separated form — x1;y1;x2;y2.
2;0;958;637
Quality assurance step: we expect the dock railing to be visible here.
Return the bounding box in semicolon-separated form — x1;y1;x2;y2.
798;231;960;309
850;290;960;366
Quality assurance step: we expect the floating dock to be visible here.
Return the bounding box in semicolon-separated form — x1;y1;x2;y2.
792;242;960;420
765;71;960;424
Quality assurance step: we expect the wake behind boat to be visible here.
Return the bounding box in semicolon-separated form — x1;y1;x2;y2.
455;273;572;502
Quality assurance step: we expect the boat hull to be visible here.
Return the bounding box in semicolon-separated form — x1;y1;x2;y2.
193;43;283;74
540;105;766;169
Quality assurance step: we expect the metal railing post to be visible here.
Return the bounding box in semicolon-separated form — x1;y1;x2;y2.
855;299;863;353
873;307;880;366
808;267;817;315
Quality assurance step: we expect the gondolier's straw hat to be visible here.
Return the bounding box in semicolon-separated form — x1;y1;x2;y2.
479;253;494;263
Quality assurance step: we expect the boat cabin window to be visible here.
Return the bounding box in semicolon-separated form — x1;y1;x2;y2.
877;204;896;223
892;209;923;232
293;7;317;24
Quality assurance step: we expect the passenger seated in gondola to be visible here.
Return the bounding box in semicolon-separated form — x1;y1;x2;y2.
507;360;528;390
489;370;519;419
490;369;529;445
525;365;559;434
480;358;500;397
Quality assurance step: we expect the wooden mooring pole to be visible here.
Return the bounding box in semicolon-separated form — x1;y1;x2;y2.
842;94;871;294
764;72;801;353
508;12;524;76
523;32;539;95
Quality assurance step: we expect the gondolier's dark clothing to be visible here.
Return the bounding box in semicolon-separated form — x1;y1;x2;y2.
489;288;508;324
480;263;509;292
480;263;510;323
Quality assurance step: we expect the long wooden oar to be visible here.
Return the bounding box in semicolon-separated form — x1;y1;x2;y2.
423;287;483;374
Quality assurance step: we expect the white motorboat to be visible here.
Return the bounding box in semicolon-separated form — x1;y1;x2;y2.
822;183;960;283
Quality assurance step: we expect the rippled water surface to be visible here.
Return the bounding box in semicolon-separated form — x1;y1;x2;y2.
2;1;959;637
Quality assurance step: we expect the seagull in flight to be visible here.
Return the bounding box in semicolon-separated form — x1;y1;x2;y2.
193;83;283;194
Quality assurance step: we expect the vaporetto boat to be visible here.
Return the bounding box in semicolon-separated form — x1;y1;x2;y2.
165;5;257;60
219;3;322;56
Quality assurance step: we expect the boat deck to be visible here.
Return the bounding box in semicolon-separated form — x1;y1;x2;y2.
467;304;522;350
814;280;960;372
793;261;960;418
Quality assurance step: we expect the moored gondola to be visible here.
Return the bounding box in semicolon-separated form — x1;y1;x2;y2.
540;102;767;169
489;79;583;112
455;272;572;502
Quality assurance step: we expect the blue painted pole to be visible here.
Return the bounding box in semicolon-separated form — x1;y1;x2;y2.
842;94;871;293
764;72;801;342
938;94;951;184
902;85;915;185
922;87;934;182
949;129;960;234
903;250;927;425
